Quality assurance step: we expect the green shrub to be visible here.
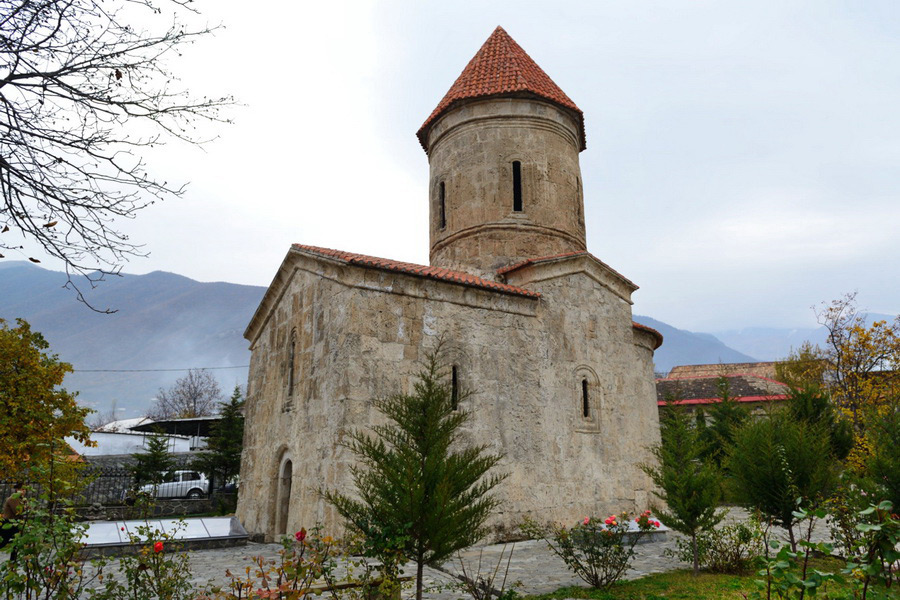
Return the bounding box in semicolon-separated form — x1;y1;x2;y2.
728;411;838;550
522;511;660;590
666;515;764;574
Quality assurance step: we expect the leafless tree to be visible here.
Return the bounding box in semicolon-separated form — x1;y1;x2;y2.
88;398;119;430
150;368;221;419
0;0;232;310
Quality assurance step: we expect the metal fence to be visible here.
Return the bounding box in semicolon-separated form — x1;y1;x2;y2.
0;467;134;507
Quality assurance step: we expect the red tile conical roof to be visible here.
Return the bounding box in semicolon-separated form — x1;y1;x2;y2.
417;26;585;151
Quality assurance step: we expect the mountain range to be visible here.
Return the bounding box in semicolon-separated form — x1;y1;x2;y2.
4;261;876;418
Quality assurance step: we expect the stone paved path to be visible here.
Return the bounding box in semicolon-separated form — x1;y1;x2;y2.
4;507;835;598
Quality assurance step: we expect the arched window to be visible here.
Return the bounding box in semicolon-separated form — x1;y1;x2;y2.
582;379;590;418
451;365;459;411
574;365;600;432
439;181;447;229
512;161;523;212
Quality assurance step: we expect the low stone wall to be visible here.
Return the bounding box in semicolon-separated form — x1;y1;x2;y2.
73;494;238;522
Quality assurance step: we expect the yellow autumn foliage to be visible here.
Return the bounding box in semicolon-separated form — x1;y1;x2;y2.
0;318;93;479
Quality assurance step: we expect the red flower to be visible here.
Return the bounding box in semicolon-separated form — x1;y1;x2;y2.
295;528;307;543
153;541;163;553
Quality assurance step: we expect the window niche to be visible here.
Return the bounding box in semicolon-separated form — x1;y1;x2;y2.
451;365;459;411
512;161;523;212
574;365;601;433
283;329;297;412
439;181;447;229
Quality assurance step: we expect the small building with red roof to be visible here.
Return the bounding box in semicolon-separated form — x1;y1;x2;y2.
238;27;664;541
656;373;791;416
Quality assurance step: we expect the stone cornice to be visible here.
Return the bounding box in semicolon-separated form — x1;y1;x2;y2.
498;252;638;304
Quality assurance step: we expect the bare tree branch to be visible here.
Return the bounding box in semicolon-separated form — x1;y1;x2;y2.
150;368;222;419
0;0;232;311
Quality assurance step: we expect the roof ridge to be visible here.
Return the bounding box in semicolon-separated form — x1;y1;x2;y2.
291;244;540;299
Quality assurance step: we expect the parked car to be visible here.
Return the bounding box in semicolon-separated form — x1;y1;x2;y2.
139;470;209;499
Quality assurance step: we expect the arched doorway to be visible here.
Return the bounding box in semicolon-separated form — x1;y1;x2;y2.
276;459;292;536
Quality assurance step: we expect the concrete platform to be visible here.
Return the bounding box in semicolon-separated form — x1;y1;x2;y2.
81;516;248;557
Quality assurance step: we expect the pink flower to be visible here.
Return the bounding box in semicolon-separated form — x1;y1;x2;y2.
583;517;590;526
295;528;307;543
653;521;661;528
153;541;163;553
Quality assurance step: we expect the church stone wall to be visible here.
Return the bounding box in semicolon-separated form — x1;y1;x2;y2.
237;252;659;541
426;98;587;278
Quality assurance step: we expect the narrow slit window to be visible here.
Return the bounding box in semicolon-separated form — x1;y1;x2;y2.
439;181;446;229
512;161;523;212
582;379;590;418
451;366;459;411
287;333;296;395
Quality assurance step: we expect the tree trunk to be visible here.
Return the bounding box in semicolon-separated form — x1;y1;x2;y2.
787;523;797;552
416;559;424;600
692;533;699;576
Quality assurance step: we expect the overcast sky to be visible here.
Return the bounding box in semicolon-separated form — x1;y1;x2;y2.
16;0;900;332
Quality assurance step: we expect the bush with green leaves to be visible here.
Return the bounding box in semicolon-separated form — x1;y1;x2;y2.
0;491;102;600
749;503;900;600
728;411;838;550
522;512;660;590
666;515;764;574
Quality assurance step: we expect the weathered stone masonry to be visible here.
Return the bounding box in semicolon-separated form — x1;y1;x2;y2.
237;26;663;541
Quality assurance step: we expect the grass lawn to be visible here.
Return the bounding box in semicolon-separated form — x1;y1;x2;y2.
525;557;867;600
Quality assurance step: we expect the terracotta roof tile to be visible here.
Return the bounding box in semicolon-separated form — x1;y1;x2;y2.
655;374;790;406
632;321;664;349
417;26;585;151
291;244;541;299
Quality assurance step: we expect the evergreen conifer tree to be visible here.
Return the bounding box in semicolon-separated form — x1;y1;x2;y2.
701;377;750;468
727;412;837;550
194;385;245;491
786;386;853;460
323;345;507;600
642;402;724;575
131;433;175;488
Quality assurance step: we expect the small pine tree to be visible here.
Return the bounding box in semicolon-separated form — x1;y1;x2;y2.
194;385;245;490
131;432;176;487
786;386;853;461
323;345;507;600
642;402;724;575
701;377;750;468
727;412;837;550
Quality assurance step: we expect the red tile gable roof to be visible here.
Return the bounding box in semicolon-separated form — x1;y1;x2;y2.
417;26;585;151
291;244;541;299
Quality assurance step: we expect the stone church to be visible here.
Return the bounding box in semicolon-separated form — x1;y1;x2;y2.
236;26;663;541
